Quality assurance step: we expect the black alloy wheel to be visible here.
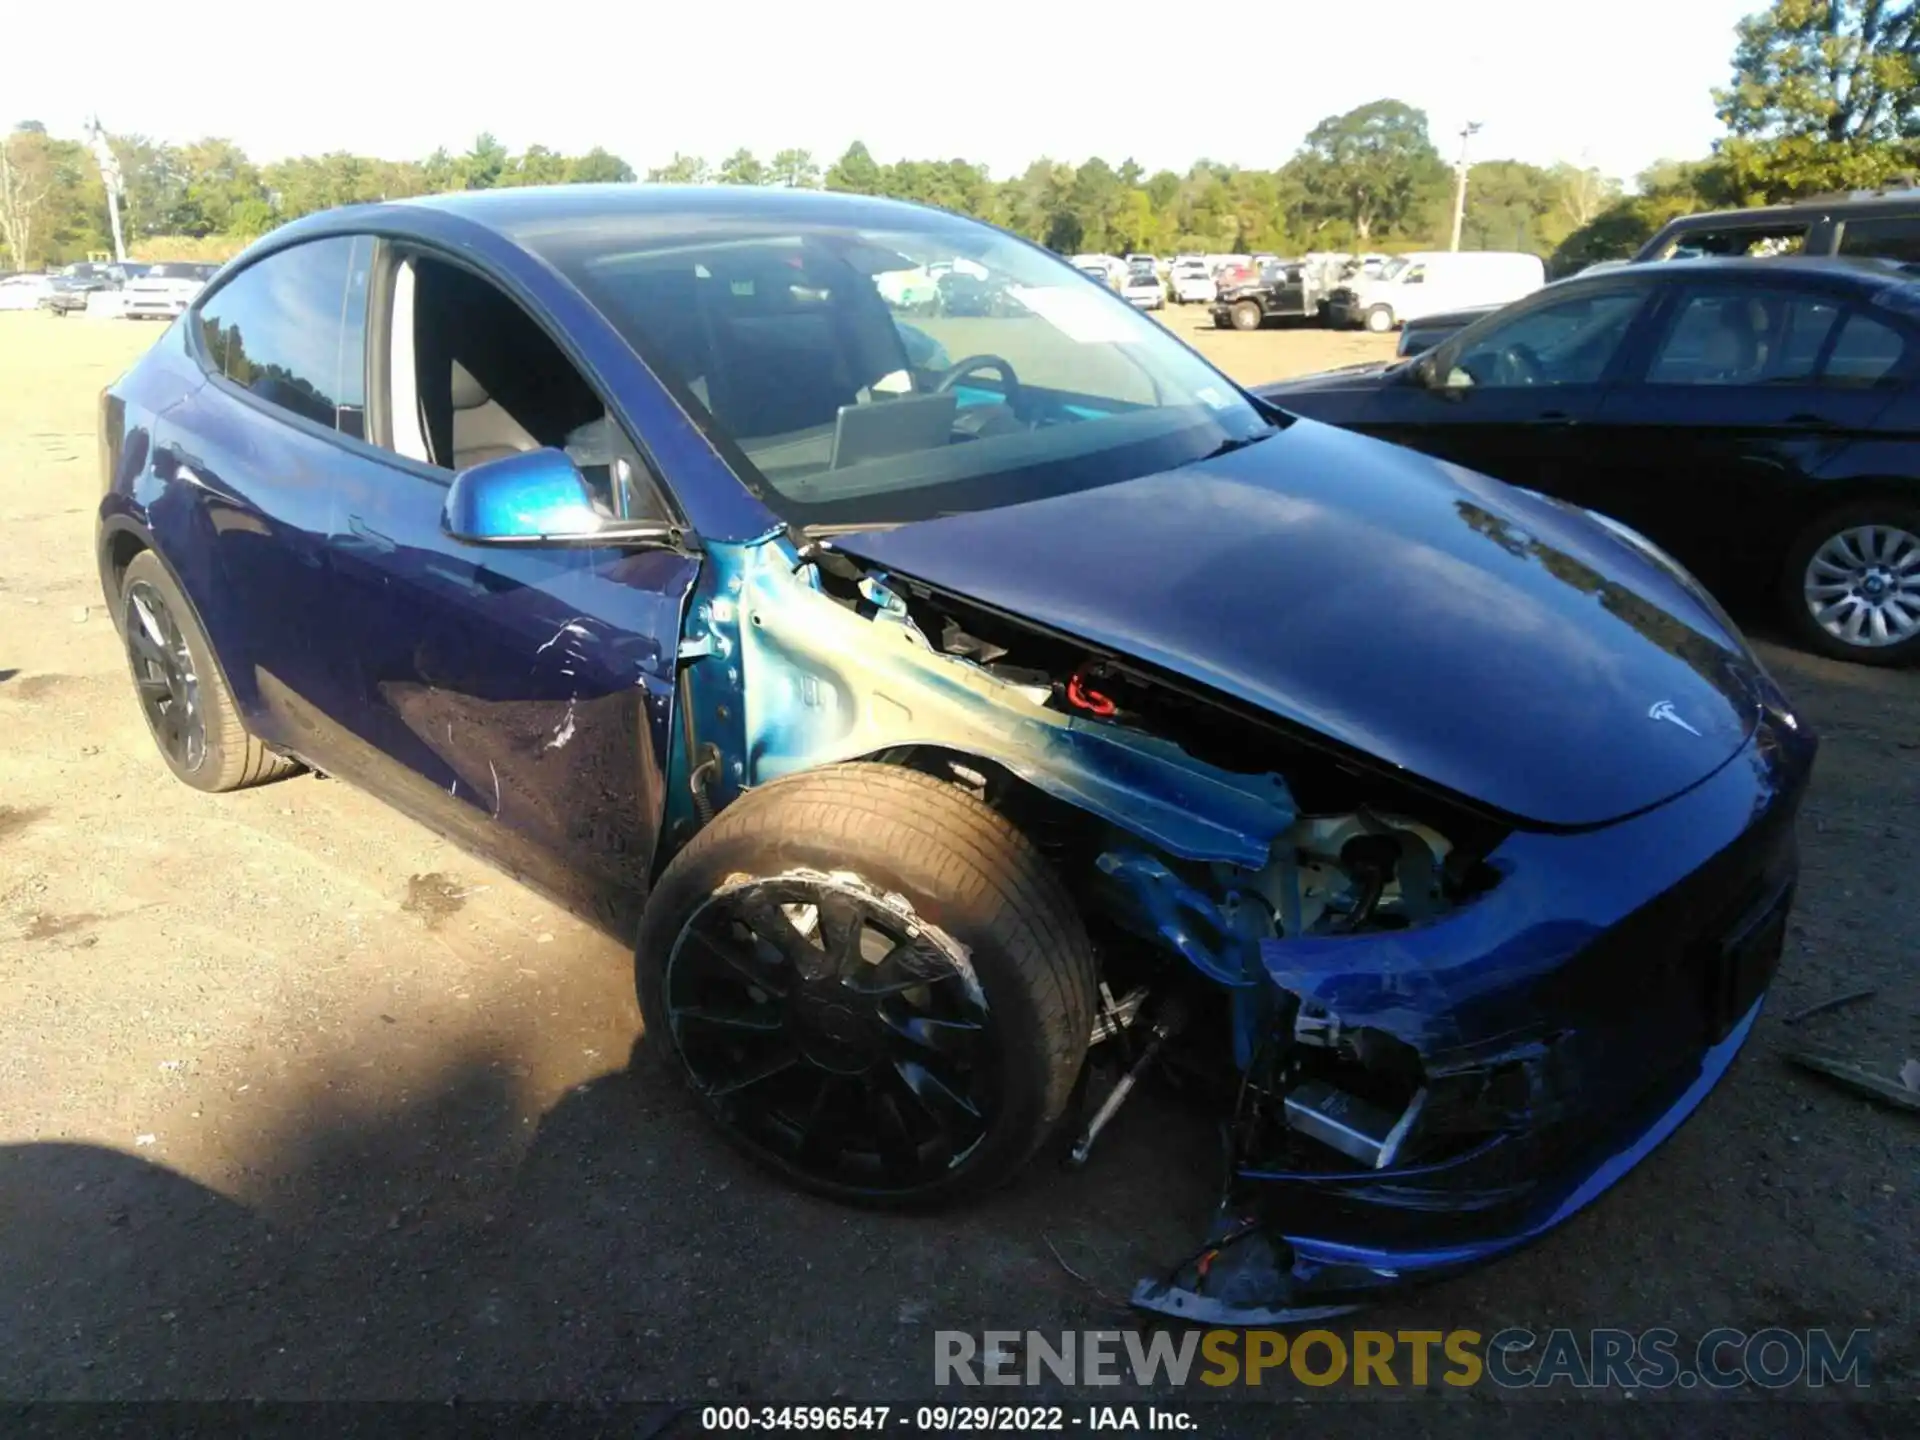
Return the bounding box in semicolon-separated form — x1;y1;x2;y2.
123;577;207;774
664;874;996;1196
636;763;1096;1209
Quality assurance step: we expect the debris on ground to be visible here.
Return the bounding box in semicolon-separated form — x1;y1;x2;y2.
1784;1048;1920;1114
1784;987;1877;1025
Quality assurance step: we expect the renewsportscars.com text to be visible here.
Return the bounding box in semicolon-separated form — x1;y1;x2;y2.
935;1327;1871;1391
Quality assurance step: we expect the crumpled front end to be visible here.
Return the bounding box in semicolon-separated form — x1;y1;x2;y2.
670;525;1814;1323
1133;700;1813;1322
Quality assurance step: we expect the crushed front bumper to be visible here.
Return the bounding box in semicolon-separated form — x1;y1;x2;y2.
1134;699;1814;1322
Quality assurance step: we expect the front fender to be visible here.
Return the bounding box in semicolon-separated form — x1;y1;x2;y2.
712;538;1297;866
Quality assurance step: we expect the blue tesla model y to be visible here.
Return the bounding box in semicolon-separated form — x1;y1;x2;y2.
95;184;1814;1320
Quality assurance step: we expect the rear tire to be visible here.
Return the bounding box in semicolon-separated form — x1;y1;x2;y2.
1230;300;1263;332
1779;502;1920;665
117;550;298;791
635;763;1096;1209
1364;305;1396;334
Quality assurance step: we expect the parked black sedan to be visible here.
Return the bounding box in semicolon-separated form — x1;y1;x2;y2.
1258;258;1920;664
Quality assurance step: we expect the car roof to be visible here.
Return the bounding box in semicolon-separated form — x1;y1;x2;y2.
1653;189;1920;229
398;182;958;239
1592;255;1920;294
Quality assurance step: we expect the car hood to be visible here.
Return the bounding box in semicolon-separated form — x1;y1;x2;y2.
831;419;1764;830
1254;362;1403;398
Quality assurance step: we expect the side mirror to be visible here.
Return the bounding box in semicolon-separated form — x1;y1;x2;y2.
442;448;683;549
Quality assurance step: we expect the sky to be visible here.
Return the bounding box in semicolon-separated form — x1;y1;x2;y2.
13;0;1762;186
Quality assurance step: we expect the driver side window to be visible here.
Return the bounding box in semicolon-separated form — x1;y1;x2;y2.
1441;289;1645;389
378;251;669;522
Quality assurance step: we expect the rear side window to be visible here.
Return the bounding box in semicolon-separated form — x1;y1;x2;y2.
1824;312;1909;384
1836;216;1920;266
196;237;371;433
1646;286;1910;387
1658;225;1809;260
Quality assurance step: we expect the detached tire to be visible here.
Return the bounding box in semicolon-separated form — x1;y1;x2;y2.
117;550;297;792
1778;501;1920;665
635;763;1096;1209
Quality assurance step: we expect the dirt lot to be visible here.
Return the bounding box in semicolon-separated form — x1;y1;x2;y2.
0;305;1913;1420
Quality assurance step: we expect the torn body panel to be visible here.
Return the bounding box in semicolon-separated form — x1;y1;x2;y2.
699;536;1299;867
668;525;1815;1321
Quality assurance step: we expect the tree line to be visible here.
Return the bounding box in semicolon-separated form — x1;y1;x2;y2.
2;2;1915;274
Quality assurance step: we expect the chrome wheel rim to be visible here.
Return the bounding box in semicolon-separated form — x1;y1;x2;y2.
1803;524;1920;649
124;580;207;770
664;873;995;1197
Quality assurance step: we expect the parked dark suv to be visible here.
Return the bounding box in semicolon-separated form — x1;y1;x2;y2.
1393;188;1920;360
1638;187;1920;265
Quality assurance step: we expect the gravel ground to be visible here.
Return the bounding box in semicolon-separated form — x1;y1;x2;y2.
0;307;1912;1427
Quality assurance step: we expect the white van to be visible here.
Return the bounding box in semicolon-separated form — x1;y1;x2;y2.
1326;251;1544;333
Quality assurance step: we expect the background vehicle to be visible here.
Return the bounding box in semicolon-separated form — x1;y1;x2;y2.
41;275;111;316
122;262;219;320
1211;256;1348;330
1326;250;1545;332
0;274;56;311
1260;257;1920;663
1637;185;1920;265
1381;185;1920;356
91;184;1811;1321
1072;260;1119;291
1168;258;1215;303
1121;271;1165;308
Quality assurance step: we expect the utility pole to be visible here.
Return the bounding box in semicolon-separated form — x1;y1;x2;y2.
1449;121;1481;253
84;116;127;262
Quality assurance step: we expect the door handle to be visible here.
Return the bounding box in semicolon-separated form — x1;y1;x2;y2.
1531;410;1578;426
1783;413;1838;431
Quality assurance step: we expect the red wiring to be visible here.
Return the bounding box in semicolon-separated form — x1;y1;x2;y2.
1067;673;1118;717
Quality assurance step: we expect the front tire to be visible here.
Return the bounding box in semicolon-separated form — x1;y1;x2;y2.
117;550;298;791
1230;300;1263;332
635;763;1096;1209
1779;502;1920;664
1364;305;1396;334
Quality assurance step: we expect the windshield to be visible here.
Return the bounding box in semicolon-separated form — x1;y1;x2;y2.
527;210;1272;529
145;263;206;281
1377;257;1411;281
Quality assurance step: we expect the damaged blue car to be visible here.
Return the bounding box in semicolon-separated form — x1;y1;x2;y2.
95;185;1815;1321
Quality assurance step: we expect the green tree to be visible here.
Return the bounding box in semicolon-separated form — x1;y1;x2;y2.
1551;158;1734;272
717;148;768;185
1716;1;1920;198
646;153;710;184
1550;161;1620;232
1289;99;1448;243
174;138;264;235
824;141;883;193
769;148;820;188
1459;159;1562;253
422;147;458;193
565;147;634;183
0;129;59;267
511;144;570;186
458;133;510;190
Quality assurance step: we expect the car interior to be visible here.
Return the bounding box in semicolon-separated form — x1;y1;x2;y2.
1442;293;1642;387
575;239;1156;505
385;254;663;519
1647;293;1906;387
